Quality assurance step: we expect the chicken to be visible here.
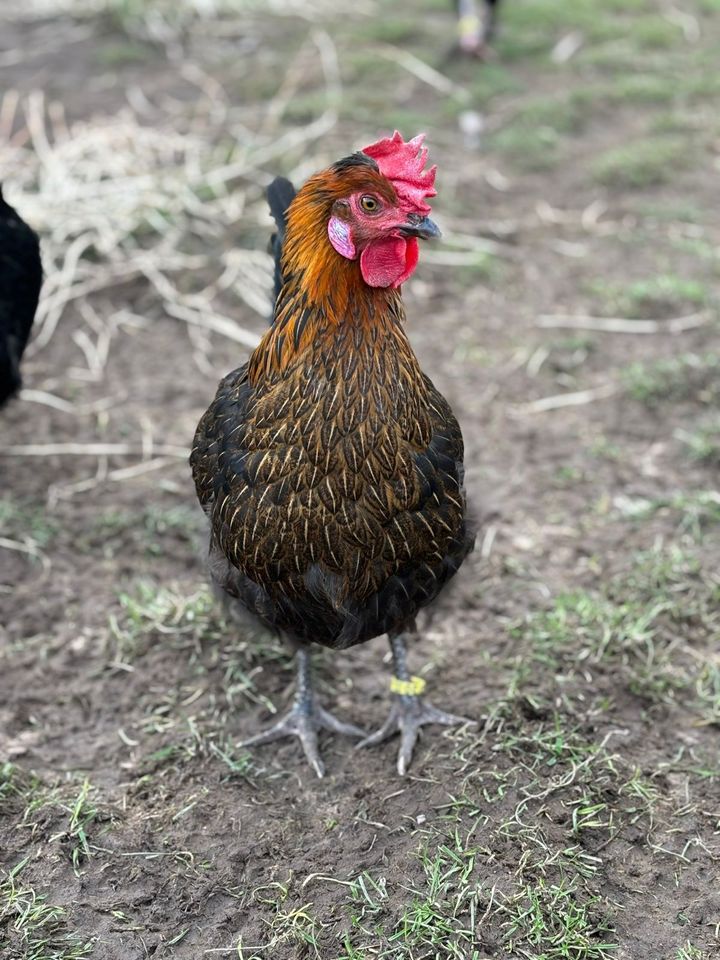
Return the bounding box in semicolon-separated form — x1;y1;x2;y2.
191;132;474;776
456;0;500;57
0;187;42;407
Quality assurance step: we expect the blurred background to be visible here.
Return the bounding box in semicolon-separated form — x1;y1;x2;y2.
1;2;719;958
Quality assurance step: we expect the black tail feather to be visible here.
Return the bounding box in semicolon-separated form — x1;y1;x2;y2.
0;186;42;407
266;176;296;321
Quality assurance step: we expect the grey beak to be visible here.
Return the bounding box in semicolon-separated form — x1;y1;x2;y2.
400;215;442;240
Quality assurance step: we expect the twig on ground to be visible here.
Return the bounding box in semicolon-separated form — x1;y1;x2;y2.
510;383;618;416
18;389;115;414
0;536;50;570
374;44;469;102
2;442;189;457
536;311;711;335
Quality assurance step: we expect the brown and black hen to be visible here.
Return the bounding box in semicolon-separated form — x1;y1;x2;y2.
191;133;475;776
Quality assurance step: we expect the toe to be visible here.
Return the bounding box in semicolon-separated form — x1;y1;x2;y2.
316;705;367;739
397;723;420;777
423;704;475;727
356;711;399;750
296;716;325;778
239;716;293;747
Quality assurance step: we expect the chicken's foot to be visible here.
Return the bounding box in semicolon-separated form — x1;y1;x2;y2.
358;632;472;775
239;649;365;778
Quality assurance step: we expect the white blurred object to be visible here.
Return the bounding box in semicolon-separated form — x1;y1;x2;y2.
458;110;485;150
551;31;584;64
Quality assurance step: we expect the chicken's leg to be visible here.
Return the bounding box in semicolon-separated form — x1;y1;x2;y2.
240;649;365;778
457;0;498;58
358;632;471;775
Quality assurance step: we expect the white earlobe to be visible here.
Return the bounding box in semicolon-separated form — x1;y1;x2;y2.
328;216;356;259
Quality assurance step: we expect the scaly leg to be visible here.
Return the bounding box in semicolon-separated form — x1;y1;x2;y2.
240;649;366;778
357;632;472;775
484;0;499;42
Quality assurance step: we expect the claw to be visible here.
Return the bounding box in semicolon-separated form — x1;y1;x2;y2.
239;649;366;777
240;699;366;778
357;695;473;776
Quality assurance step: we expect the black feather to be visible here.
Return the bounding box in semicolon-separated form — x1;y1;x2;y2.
266;176;297;318
0;186;42;407
331;152;379;175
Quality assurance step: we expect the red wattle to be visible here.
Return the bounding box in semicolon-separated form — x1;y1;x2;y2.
359;236;419;288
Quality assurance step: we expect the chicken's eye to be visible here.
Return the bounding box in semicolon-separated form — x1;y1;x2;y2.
360;195;380;213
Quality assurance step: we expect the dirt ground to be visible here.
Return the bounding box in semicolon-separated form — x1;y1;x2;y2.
1;1;719;958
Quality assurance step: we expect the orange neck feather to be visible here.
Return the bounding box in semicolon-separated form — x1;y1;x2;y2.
248;169;404;384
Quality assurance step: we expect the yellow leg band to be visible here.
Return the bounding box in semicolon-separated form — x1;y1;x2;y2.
390;675;426;696
458;15;481;39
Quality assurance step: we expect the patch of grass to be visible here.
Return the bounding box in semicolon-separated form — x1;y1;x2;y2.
110;579;287;673
467;64;525;104
111;581;223;659
682;68;720;99
650;111;702;136
501;0;626;43
502;879;617;960
384;108;445;136
669;233;719;262
442;245;499;289
631;17;682;49
270;903;322;955
109;580;287;778
554;465;584;487
542;336;596;382
511;92;590;136
576;39;653;73
617;545;707;601
589;273;709;319
344;52;406;89
676;944;707;960
589;434;622;461
2;770;114;876
516;589;667;668
608;73;679;105
293;789;625;958
0;497;57;550
89;504;201;557
384;840;483;957
283;90;339;125
512;546;717;707
0;858;94;959
500;716;603;777
353;16;424;44
49;780;99;876
0;763;37;807
636;200;705;224
94;40;151;66
614;491;720;541
622;353;720;405
624;275;708;312
592;137;689;188
251;881;323;957
105;0;294;40
491;124;561;172
677;418;720;466
694;660;720;727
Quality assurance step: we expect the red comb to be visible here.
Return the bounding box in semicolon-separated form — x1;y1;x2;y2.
362;131;437;214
